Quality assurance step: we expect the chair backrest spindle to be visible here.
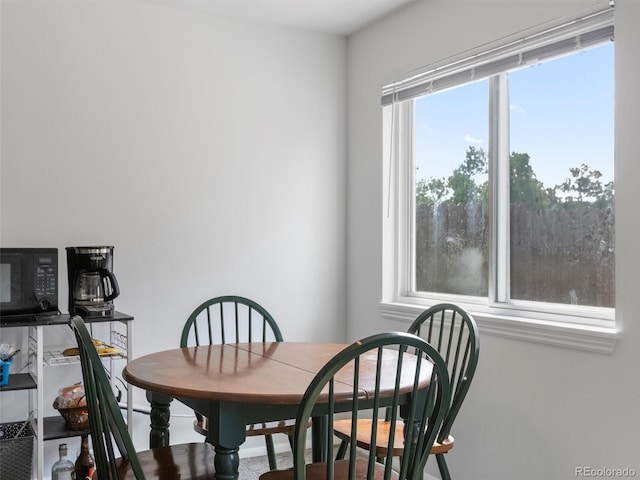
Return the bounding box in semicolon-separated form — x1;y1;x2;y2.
70;316;147;480
72;315;218;479
408;303;479;442
285;332;450;480
180;295;283;348
180;295;291;472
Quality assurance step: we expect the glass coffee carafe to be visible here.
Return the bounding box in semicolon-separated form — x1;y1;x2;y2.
74;270;119;306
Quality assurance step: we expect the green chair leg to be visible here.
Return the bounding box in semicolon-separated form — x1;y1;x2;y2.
265;433;277;470
436;453;452;480
335;440;348;460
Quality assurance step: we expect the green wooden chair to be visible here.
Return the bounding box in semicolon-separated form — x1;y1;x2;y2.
259;331;451;480
70;315;216;479
180;295;293;470
333;304;480;480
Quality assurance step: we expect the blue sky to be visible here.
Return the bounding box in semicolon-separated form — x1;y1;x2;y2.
415;42;614;191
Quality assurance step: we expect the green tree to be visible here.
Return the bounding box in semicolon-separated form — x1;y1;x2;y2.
416;177;448;206
555;163;614;205
510;152;555;208
416;146;488;206
448;146;487;204
415;148;613;208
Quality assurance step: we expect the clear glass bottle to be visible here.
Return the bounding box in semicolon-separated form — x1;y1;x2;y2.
51;443;75;480
74;434;96;480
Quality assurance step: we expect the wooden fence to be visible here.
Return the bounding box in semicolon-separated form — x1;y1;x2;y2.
415;203;615;308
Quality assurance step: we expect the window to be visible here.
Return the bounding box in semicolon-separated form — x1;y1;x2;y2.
381;8;616;352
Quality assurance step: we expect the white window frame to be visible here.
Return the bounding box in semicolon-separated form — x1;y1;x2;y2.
380;7;618;354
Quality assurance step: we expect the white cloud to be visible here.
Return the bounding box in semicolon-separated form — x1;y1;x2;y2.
510;104;526;113
464;134;483;144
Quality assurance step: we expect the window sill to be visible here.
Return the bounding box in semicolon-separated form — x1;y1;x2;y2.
379;302;618;354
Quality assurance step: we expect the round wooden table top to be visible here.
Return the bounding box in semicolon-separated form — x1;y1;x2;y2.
122;342;431;405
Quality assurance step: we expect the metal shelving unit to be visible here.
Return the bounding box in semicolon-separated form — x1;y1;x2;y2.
1;312;133;480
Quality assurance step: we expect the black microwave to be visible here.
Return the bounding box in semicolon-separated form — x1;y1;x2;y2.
0;248;59;318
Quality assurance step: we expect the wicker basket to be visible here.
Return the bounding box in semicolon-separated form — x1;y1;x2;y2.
53;398;89;430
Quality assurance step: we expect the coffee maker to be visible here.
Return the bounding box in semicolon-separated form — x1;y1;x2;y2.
66;246;120;318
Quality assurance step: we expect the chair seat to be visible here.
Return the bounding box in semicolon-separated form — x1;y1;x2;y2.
115;443;216;479
194;418;296;437
333;419;455;456
259;459;399;480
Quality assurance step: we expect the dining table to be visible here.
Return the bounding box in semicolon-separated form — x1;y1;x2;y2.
122;341;432;480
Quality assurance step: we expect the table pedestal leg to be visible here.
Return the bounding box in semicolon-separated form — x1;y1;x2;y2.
205;401;247;479
146;391;172;448
401;402;423;479
213;445;240;480
311;416;327;462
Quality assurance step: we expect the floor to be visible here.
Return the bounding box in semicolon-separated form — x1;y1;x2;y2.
239;451;293;479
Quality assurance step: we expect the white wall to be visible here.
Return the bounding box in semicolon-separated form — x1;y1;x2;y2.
5;0;640;478
0;0;347;471
347;1;640;479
